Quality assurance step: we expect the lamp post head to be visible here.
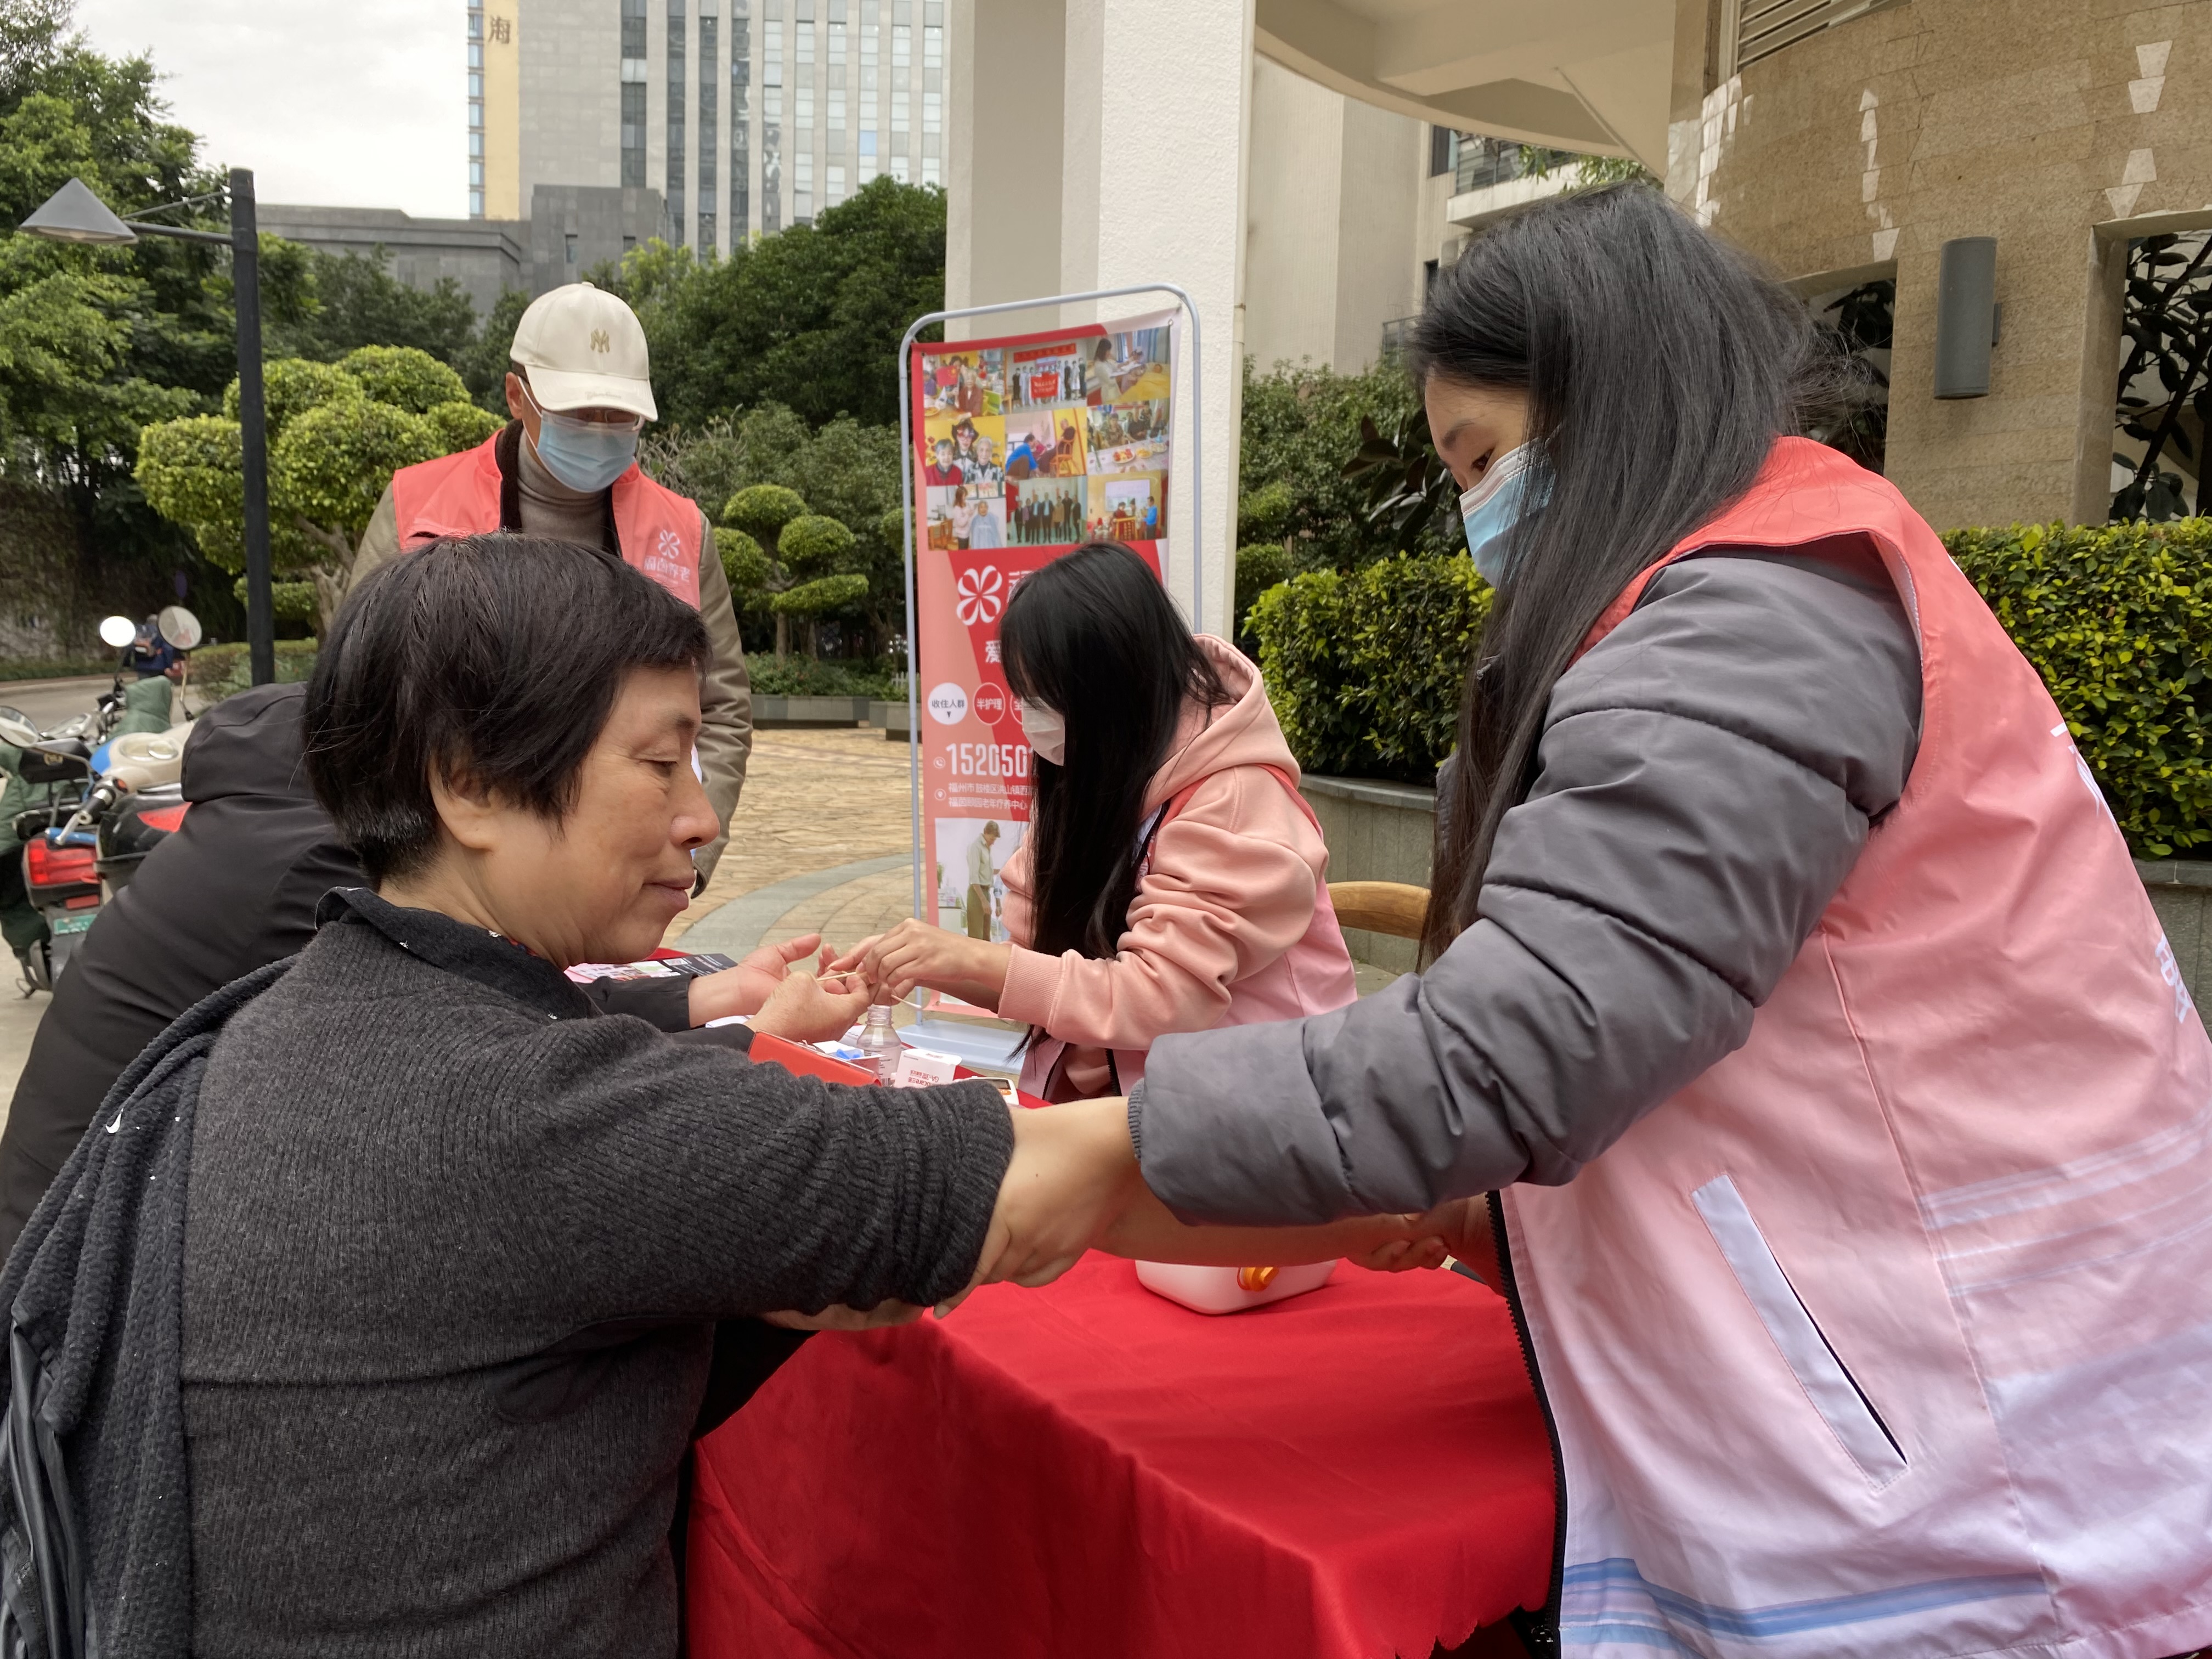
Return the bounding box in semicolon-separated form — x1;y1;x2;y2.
20;177;138;246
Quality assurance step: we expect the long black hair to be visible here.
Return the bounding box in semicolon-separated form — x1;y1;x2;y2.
1412;183;1857;961
1000;541;1227;961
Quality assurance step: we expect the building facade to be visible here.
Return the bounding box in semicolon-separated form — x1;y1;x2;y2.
1667;0;2212;531
468;0;953;260
251;206;529;319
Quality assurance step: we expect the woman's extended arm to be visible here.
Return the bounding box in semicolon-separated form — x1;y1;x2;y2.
1131;553;1923;1224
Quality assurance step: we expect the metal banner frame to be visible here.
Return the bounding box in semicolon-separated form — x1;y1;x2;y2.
894;282;1203;931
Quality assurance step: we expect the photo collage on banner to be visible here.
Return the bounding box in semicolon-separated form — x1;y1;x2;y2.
908;311;1176;943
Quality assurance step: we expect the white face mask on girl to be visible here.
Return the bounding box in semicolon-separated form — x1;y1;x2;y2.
1015;698;1066;765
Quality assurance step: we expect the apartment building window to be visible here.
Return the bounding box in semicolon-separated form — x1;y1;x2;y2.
621;0;648;188
699;13;718;252
891;17;910;157
467;1;484;216
763;0;783;230
828;162;846;205
732;0;751;236
621;82;647;187
795;151;814;224
921;155;938;187
567;232;579;267
667;0;687;246
1429;126;1455;176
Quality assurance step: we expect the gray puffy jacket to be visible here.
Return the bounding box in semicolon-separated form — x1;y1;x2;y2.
1132;545;1922;1223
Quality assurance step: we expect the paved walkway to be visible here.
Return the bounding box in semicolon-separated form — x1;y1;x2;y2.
668;726;922;959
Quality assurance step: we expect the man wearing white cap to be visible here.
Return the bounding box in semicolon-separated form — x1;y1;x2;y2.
356;281;752;882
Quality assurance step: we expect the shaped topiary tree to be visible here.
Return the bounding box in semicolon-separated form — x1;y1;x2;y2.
774;514;867;659
721;483;809;658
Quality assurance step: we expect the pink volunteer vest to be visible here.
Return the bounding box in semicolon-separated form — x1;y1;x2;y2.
1502;437;2212;1658
387;431;703;606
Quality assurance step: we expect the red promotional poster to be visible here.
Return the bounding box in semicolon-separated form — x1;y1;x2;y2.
907;311;1176;941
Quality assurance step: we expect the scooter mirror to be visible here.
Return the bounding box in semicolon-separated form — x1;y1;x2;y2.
98;614;136;649
157;605;203;650
0;709;38;749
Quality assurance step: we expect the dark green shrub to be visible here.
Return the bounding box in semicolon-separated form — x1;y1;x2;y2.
1233;542;1290;652
192;640;321;699
745;653;900;697
1947;518;2212;857
1249;554;1490;785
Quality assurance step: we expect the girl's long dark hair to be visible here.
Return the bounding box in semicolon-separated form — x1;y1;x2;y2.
1000;541;1227;961
1414;183;1857;961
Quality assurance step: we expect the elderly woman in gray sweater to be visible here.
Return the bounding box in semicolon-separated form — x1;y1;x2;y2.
91;534;1443;1658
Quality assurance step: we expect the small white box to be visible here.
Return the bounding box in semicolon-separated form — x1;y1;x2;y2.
891;1046;961;1088
1135;1259;1339;1315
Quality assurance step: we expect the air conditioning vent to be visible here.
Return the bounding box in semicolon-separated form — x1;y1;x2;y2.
1726;0;1901;74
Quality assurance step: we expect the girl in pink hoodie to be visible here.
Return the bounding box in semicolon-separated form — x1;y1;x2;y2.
858;542;1357;1101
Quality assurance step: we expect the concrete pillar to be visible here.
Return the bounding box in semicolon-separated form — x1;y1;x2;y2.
947;0;1251;636
945;0;1064;333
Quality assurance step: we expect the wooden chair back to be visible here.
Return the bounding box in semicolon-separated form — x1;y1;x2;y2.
1327;881;1430;943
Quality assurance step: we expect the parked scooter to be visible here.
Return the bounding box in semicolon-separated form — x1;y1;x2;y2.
0;608;200;991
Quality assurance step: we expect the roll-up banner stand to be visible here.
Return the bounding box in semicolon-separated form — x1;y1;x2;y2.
894;285;1203;1071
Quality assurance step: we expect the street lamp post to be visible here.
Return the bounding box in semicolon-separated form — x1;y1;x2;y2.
20;168;275;686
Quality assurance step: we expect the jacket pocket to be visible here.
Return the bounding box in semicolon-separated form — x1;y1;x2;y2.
1692;1173;1908;1484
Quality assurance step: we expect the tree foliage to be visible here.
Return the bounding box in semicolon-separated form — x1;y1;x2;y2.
136;345;496;628
0;6;303;640
1238;357;1429;573
648;404;905;653
264;247;478;367
602;178;945;429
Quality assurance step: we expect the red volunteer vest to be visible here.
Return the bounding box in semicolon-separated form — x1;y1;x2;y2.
386;430;703;607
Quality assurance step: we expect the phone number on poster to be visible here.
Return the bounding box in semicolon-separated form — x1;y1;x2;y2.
950;742;1031;779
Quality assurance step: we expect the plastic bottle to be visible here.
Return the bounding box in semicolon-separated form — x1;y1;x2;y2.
855;1004;904;1084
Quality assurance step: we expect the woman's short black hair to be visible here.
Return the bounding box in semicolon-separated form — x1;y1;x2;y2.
303;534;710;883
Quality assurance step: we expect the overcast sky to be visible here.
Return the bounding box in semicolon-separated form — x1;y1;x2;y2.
76;0;464;218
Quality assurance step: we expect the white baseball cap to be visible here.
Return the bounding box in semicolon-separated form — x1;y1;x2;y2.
509;281;657;421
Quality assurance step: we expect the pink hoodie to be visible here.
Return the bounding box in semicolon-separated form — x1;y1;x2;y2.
999;635;1358;1100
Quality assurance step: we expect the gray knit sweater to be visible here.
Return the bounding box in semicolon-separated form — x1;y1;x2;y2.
181;892;1013;1656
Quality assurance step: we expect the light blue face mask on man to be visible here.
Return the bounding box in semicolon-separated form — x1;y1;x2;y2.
522;382;643;494
1458;442;1549;588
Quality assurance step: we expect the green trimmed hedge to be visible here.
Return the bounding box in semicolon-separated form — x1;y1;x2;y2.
1246;520;2212;857
1946;518;2212;857
1247;554;1491;785
192;640;321;699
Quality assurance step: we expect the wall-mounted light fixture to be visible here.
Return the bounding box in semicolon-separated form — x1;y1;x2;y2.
1934;236;2000;399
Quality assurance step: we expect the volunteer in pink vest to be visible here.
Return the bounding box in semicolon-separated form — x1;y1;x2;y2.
353;281;754;883
850;541;1358;1102
1130;186;2212;1659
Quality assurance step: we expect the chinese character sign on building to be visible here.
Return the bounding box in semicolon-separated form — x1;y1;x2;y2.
907;312;1176;941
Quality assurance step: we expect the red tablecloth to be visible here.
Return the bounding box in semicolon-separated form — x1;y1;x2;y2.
686;1253;1555;1659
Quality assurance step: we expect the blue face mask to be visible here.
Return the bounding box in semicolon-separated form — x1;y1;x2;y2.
526;392;642;494
1458;442;1548;588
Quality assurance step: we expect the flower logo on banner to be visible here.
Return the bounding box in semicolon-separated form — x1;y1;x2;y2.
956;565;1005;625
